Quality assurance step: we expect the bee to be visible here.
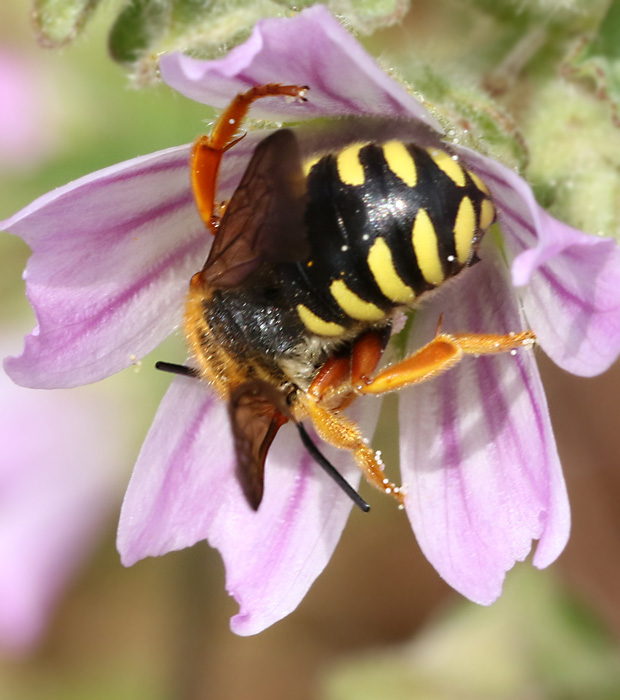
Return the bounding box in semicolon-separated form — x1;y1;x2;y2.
158;84;534;511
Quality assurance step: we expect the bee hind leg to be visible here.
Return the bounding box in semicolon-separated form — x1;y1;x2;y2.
358;329;536;395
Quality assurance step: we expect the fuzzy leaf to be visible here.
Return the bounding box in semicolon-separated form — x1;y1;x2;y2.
32;0;104;47
108;0;409;84
566;0;620;127
108;0;171;65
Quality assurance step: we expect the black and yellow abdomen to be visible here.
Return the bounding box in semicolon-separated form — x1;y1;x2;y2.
286;139;495;337
193;133;497;392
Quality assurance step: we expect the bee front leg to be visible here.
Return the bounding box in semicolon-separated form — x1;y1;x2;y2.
191;83;309;232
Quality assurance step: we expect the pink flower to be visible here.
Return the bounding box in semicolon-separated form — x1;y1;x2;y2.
0;331;126;655
3;6;620;635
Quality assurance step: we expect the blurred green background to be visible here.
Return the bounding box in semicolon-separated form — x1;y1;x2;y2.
2;1;620;698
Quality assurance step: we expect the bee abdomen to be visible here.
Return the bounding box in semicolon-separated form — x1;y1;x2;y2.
293;139;495;336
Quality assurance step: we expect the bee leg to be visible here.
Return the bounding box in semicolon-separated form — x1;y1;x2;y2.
191;83;309;232
307;354;352;401
301;399;406;508
307;329;390;401
304;332;405;507
350;329;391;391
358;330;536;395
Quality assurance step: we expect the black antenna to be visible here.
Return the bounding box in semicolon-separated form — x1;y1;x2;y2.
155;361;370;512
296;422;370;513
155;361;199;378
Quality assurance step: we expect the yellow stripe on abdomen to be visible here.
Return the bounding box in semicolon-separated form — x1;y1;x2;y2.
336;143;367;186
479;198;496;231
330;279;385;321
411;209;444;285
427;149;466;187
382;141;417;187
468;170;490;195
367;238;415;304
453;196;476;264
297;304;345;337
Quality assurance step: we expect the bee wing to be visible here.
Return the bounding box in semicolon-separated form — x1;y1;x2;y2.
228;381;290;510
201;128;309;289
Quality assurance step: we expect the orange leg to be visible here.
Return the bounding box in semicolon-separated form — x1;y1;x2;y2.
307;354;351;402
307;330;389;399
359;330;536;395
191;83;309;232
300;327;535;506
302;331;404;506
301;399;406;508
351;331;388;391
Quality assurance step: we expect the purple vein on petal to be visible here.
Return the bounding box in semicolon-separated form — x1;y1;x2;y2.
100;153;190;184
228;451;314;619
34;189;196;255
132;390;216;557
477;355;545;523
1;146;190;231
265;453;313;569
539;264;598;315
438;372;476;571
5;229;208;388
496;204;536;253
465;255;547;508
513;340;569;565
462;263;542;501
515;352;550;496
524;251;620;374
36;233;205;344
58;155;190;195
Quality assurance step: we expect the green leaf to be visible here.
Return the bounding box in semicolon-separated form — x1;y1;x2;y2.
107;0;409;84
330;0;410;34
566;0;620;126
411;63;529;171
32;0;104;47
521;78;620;239
587;0;620;59
463;0;605;26
108;0;172;65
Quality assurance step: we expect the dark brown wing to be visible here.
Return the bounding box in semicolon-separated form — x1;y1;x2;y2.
228;381;291;510
201;129;309;289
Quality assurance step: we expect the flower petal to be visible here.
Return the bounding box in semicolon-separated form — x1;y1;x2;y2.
160;5;440;130
517;214;620;377
2;145;211;388
118;375;375;635
399;245;569;604
460;146;620;376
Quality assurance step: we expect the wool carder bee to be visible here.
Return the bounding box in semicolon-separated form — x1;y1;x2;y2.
159;84;534;512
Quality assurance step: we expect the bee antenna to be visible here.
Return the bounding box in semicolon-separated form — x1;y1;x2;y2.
155;361;199;378
296;422;370;513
